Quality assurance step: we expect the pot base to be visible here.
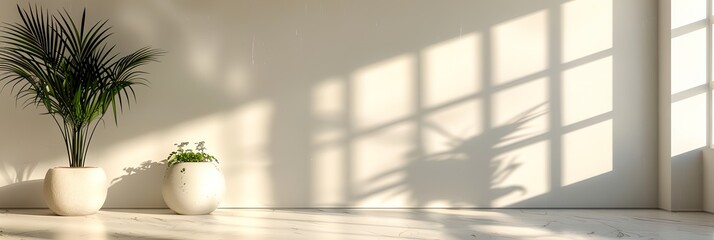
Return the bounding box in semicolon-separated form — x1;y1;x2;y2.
162;162;224;215
44;167;107;216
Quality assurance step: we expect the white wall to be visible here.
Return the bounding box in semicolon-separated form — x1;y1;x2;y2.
0;0;658;208
660;0;711;211
659;0;673;211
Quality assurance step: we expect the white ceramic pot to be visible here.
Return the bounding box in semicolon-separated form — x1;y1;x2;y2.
162;162;224;215
44;167;107;216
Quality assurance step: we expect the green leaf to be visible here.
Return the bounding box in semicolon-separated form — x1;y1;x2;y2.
0;5;163;167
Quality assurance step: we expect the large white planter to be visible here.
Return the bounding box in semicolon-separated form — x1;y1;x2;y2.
162;162;224;215
44;167;107;216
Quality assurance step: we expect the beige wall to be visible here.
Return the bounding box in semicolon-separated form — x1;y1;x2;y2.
660;0;712;211
0;0;658;208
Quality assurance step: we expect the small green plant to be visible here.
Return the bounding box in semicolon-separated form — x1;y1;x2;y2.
167;141;218;167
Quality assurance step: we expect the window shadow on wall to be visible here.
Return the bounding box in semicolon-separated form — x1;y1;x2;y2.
352;106;545;207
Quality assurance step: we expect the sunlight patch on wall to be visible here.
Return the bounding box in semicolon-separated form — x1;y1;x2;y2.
669;5;708;157
492;77;549;147
352;123;414;207
221;100;274;206
562;119;613;187
93;99;277;207
671;0;707;29
224;161;272;207
311;78;346;146
223;100;274;161
492;10;547;85
351;54;415;130
561;0;612;63
672;94;707;156
160;110;222;146
96;132;166;185
97;106;229;181
310;77;346;206
671;28;707;94
561;56;613;126
421;33;480;108
92;106;237;207
423;99;482;156
491;141;549;207
311;145;345;206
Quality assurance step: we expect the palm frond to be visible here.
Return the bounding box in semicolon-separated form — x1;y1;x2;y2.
0;5;164;167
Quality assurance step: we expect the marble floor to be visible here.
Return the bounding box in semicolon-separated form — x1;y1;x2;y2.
0;209;713;239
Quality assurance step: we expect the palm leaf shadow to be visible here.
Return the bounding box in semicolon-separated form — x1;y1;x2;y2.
356;103;548;207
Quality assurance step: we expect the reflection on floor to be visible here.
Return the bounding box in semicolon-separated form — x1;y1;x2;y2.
0;209;713;239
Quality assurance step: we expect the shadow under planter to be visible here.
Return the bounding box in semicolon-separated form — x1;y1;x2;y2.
105;160;168;208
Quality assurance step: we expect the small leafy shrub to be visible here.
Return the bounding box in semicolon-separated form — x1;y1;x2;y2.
167;141;218;167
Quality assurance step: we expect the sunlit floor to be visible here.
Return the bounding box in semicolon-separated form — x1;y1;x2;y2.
0;209;713;239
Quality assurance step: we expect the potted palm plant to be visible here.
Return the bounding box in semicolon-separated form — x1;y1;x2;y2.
0;5;163;216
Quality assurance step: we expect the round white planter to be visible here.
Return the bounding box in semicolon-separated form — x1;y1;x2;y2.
162;162;224;215
44;167;107;216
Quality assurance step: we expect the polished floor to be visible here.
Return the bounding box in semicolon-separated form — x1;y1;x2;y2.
0;209;713;239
